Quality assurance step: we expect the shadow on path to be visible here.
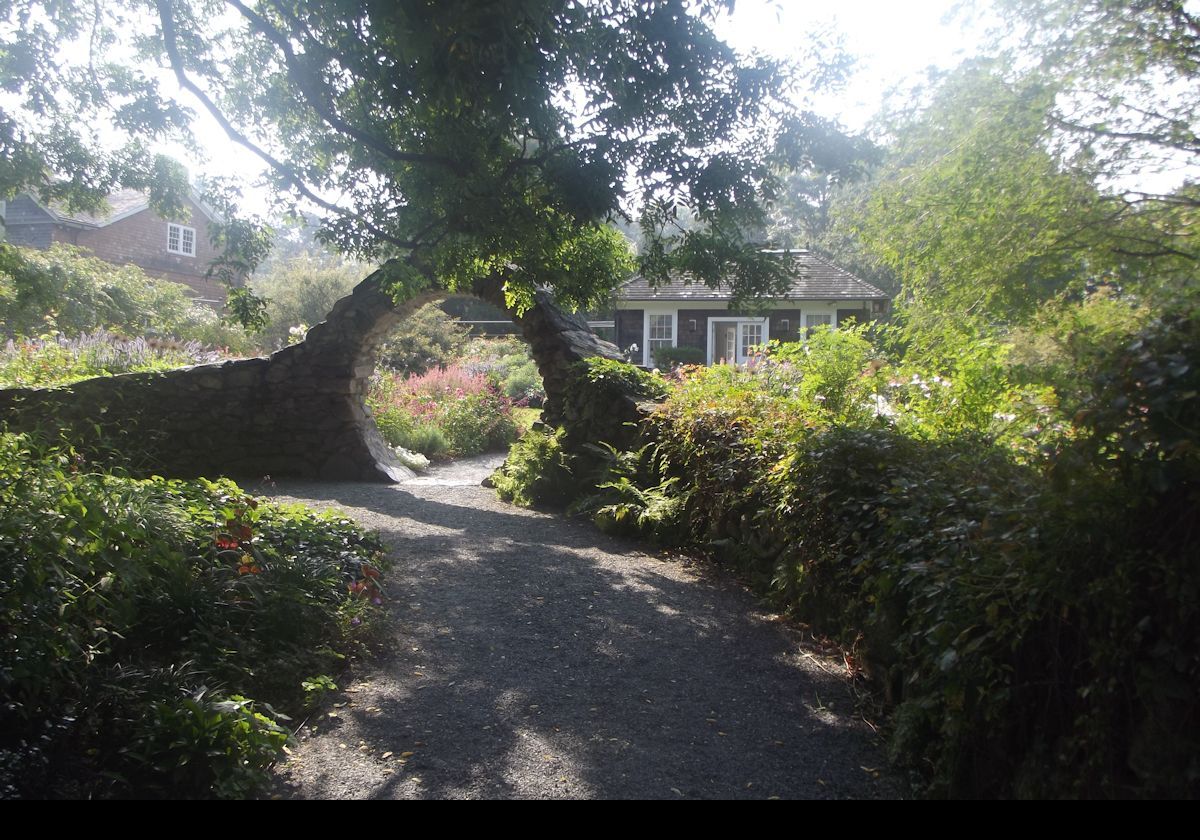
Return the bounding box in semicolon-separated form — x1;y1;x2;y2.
264;456;896;799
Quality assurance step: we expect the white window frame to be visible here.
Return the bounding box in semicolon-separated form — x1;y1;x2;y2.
167;222;196;257
803;310;834;336
642;310;677;367
739;321;765;360
707;316;768;365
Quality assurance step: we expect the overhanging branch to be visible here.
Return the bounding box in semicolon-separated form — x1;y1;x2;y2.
154;0;422;252
225;0;465;174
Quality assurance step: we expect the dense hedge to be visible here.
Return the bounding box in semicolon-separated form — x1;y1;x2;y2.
0;433;389;798
496;316;1200;798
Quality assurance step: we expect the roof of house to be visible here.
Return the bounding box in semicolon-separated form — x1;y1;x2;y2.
619;250;889;302
32;188;218;228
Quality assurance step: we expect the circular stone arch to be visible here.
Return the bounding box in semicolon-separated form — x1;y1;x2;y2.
270;264;625;482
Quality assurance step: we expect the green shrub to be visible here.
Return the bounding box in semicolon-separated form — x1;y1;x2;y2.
770;324;888;425
649;345;705;368
124;691;290;800
491;426;576;508
438;390;518;456
0;244;191;338
400;423;450;458
0;433;389;798
0;243;258;352
462;336;546;405
377;301;471;375
548;311;1200;798
250;255;366;350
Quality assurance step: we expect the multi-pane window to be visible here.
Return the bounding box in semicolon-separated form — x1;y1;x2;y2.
648;313;674;363
740;322;764;359
167;222;196;256
804;311;833;336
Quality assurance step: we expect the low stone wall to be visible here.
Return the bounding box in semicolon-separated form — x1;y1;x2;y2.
0;265;626;482
0;353;405;480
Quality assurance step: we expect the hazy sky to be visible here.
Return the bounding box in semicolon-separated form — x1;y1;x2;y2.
714;0;987;131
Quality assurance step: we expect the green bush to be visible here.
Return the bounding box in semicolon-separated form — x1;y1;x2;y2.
462;336;546;405
534;312;1200;798
0;243;191;338
491;426;576;508
125;691;290;800
0;433;389;798
378;301;472;375
648;345;705;368
250;254;366;350
400;423;450;458
770;324;888;425
0;243;258;352
439;391;519;456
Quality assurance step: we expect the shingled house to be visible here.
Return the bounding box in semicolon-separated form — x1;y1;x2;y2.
614;250;890;367
1;189;227;304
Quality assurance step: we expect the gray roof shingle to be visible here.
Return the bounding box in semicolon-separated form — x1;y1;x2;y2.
43;188;219;227
46;189;151;226
620;250;889;301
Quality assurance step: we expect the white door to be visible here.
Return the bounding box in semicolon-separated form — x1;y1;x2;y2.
737;321;764;363
710;319;766;364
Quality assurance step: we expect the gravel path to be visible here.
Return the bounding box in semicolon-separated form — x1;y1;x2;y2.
265;455;897;800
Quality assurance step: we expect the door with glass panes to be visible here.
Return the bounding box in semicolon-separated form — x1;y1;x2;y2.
710;319;765;365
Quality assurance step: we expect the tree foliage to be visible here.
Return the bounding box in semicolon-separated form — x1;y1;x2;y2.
836;65;1114;323
0;0;854;311
992;0;1200;185
806;0;1200;334
249;253;370;348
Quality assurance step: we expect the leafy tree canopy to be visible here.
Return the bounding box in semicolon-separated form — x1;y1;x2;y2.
824;0;1199;330
990;0;1200;188
0;0;853;312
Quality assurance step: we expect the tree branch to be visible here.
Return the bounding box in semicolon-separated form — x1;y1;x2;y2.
224;0;464;173
1048;112;1200;156
154;0;421;252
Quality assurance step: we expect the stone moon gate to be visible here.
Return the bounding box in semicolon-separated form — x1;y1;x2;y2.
0;266;624;481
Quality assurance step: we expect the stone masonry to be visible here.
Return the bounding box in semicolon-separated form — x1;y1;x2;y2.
0;264;625;482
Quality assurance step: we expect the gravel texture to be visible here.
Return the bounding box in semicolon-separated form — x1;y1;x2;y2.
265;454;898;800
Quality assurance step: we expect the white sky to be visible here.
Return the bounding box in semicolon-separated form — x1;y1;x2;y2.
714;0;986;132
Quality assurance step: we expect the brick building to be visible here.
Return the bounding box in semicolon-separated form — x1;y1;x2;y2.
1;189;227;304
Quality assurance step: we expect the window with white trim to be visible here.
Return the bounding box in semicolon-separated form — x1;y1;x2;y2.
167;222;196;257
740;322;764;359
648;313;674;364
804;311;833;336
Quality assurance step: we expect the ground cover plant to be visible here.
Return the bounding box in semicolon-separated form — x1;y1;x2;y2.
0;432;389;799
0;331;230;388
494;308;1200;798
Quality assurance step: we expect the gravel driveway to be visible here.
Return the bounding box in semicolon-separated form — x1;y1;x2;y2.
264;454;897;799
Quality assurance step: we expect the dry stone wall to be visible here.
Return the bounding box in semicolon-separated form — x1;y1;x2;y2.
0;265;625;482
